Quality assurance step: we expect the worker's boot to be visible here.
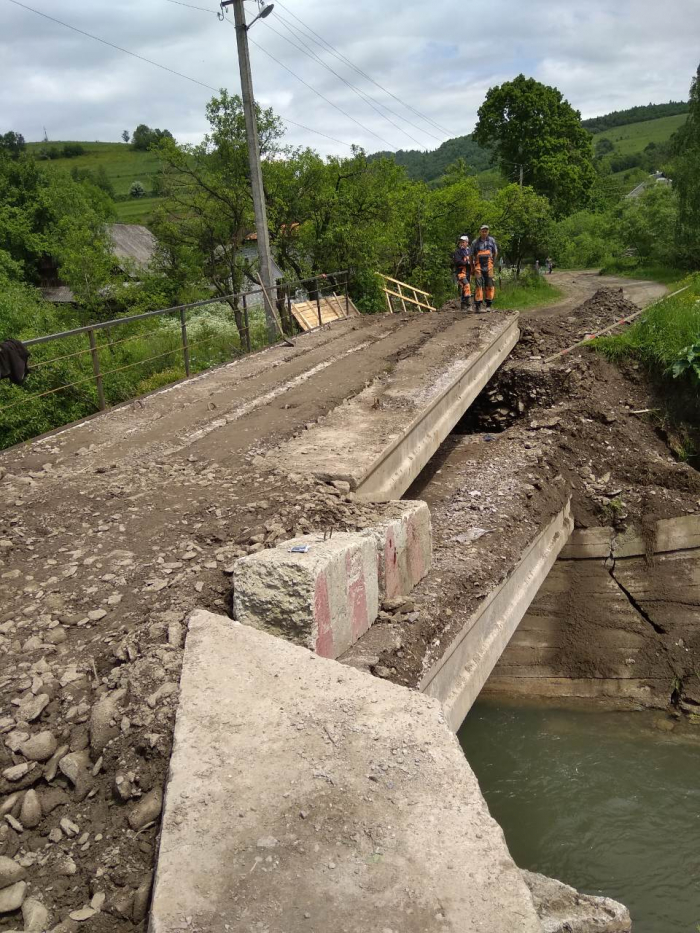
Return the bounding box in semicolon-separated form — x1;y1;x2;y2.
460;296;471;311
474;301;483;313
485;300;493;310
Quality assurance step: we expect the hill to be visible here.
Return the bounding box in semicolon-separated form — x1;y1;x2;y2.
594;113;688;155
25;141;162;224
582;100;689;133
371;100;687;186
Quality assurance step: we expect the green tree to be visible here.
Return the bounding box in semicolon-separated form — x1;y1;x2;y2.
616;184;678;267
0;131;26;159
673;64;700;265
153;90;284;345
122;130;130;144
130;180;146;198
595;137;614;159
489;184;553;273
474;74;596;217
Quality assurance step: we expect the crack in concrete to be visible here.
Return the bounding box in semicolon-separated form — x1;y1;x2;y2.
607;551;668;635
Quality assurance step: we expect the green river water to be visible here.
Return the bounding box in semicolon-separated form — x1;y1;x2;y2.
459;699;700;933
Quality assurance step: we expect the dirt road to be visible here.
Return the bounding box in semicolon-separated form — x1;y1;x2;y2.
0;274;693;932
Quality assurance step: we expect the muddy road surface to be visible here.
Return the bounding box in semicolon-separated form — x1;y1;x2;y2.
0;275;696;933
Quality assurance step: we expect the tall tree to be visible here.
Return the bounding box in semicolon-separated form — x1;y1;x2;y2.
489;184;553;273
152;90;285;347
474;75;595;217
673;63;700;266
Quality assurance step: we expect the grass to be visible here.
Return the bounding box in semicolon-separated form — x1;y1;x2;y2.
495;272;563;310
595;273;700;371
598;114;688;156
26;141;162;197
114;196;163;224
599;260;688;289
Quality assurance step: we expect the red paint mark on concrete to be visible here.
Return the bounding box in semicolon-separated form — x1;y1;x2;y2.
384;529;400;599
407;517;425;586
314;573;334;658
346;551;370;642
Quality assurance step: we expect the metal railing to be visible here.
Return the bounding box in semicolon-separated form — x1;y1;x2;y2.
2;271;351;419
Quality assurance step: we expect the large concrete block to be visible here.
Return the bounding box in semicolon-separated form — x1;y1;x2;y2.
150;610;544;933
233;532;378;659
364;500;432;600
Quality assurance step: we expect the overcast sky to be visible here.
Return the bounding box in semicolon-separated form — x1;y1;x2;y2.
2;0;699;157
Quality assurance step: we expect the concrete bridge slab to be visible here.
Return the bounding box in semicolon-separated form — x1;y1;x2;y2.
273;313;520;501
150;610;543;933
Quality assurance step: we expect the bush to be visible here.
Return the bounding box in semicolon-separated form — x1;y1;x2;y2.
61;143;86;159
129;180;146;199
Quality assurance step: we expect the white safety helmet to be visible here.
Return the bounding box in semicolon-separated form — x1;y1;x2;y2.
459;235;470;243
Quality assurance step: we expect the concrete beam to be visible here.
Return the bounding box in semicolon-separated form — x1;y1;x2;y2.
420;502;574;731
273;314;520;502
233;503;432;660
150;611;544;933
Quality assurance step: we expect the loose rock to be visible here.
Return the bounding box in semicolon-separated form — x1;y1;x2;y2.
127;788;162;831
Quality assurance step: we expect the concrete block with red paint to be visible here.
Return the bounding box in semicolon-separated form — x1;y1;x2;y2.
232;532;379;660
365;500;432;600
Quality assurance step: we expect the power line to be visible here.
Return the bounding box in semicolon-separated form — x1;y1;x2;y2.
261;17;431;149
166;1;402;152
272;9;446;146
273;0;455;138
244;30;399;151
6;0;354;150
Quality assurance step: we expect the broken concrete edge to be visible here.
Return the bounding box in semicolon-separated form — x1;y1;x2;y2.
232;501;431;659
559;513;700;560
523;870;632;933
150;610;545;933
355;316;520;501
420;501;574;732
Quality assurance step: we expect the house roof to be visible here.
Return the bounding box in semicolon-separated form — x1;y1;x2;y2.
41;286;76;304
107;224;157;270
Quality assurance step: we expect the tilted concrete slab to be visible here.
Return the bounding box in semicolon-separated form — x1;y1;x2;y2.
151;610;543;933
272;313;520;501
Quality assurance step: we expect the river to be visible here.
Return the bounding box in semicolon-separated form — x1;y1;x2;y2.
459;699;700;933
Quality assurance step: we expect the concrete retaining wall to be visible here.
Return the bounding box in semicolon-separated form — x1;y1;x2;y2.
233;501;431;659
484;514;700;706
421;502;574;731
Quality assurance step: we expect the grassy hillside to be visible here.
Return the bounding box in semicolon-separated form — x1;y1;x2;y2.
25;141;162;224
596;113;687;155
373;102;687;186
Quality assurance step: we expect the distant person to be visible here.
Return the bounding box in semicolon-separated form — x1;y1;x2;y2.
535;259;540;274
546;257;554;274
471;224;498;311
452;235;473;311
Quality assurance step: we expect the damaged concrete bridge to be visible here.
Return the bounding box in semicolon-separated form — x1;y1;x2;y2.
1;274;697;932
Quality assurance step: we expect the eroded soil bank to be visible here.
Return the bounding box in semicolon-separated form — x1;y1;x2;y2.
347;285;700;711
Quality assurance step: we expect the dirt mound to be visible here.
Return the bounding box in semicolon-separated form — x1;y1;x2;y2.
513;288;641;361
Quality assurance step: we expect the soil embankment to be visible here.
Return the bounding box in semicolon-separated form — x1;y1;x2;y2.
349;284;700;710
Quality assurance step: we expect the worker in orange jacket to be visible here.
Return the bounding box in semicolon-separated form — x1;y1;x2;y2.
452;235;473;311
471;224;499;311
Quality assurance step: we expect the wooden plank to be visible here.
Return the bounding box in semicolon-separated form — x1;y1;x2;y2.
382;286;436;312
290;297;346;331
376;273;433;298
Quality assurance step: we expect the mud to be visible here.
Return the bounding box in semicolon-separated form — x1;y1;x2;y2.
0;277;696;931
349;287;700;696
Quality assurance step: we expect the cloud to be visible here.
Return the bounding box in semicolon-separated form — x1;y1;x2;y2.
0;0;698;156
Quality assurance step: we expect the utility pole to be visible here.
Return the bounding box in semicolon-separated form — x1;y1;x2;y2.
224;0;277;341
